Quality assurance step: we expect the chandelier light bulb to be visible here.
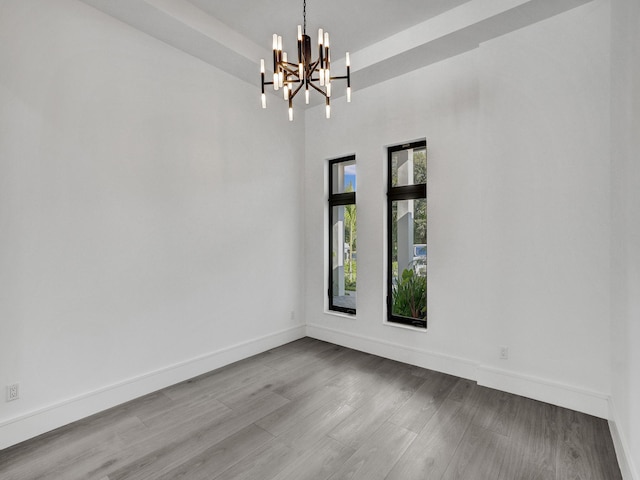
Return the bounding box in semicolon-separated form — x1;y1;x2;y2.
260;58;266;107
346;52;351;102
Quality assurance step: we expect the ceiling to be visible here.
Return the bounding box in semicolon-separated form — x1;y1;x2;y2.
187;0;472;56
80;0;593;104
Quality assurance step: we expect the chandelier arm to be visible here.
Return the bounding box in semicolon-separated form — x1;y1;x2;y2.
284;80;303;90
289;80;305;99
282;62;302;70
307;81;328;97
281;65;302;80
307;59;321;72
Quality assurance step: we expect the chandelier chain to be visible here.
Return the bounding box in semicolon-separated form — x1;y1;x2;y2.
303;0;306;34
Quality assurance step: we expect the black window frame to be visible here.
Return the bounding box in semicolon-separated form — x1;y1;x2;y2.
328;155;356;315
386;140;427;328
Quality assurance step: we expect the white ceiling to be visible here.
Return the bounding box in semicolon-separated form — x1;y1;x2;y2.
80;0;593;103
187;0;473;56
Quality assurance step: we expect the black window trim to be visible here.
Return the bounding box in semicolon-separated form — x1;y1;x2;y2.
328;155;356;315
386;140;427;329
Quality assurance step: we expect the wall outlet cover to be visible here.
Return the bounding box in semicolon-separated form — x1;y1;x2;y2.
7;383;19;402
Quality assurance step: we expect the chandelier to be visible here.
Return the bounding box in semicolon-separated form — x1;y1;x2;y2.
260;0;351;121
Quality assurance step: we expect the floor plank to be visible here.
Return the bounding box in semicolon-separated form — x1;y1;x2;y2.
440;423;508;480
385;397;475;480
328;370;424;449
268;436;355;480
469;385;519;437
327;421;416;480
556;407;623;480
212;438;297;480
0;338;623;480
388;370;458;433
154;424;274;480
255;386;343;437
498;397;558;480
276;398;356;451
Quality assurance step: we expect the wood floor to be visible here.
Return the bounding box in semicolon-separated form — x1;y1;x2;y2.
0;338;622;480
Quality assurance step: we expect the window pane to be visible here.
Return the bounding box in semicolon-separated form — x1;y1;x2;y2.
390;198;426;321
391;146;426;187
331;204;356;311
331;159;357;193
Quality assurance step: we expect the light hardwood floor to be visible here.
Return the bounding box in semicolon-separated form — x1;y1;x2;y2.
0;338;622;479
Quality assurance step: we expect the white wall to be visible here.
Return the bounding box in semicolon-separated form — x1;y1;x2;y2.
304;52;482;378
0;0;305;448
305;0;611;418
610;0;640;477
476;1;610;411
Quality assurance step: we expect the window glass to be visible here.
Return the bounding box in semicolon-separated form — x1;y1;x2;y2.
331;205;356;311
390;198;426;321
387;141;427;328
390;147;426;187
331;159;357;193
329;156;356;314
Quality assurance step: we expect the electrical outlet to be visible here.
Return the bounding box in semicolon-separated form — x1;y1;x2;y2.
499;346;509;360
290;310;295;320
6;383;19;402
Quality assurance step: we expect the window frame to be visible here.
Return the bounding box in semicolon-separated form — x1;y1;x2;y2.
386;140;427;328
328;155;357;315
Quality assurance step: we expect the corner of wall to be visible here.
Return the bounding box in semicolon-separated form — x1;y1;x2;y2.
609;397;640;480
0;325;305;450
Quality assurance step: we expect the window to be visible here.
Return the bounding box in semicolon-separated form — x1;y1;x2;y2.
328;156;356;314
387;141;427;328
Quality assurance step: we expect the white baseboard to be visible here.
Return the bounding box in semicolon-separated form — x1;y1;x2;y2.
609;398;639;480
0;325;306;450
307;323;610;419
306;323;478;381
476;365;609;419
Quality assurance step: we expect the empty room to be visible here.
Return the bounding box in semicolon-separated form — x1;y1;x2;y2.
1;0;639;479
